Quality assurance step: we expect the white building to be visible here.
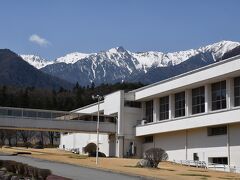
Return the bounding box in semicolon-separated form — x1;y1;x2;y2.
60;55;240;169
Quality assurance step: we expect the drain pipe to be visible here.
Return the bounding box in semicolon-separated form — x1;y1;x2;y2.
185;130;188;160
227;124;230;169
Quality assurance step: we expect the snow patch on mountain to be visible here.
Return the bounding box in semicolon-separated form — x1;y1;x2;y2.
131;40;240;70
55;52;92;64
20;55;53;69
202;40;240;60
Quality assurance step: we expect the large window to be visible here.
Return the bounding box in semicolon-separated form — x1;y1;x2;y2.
209;157;228;165
145;100;153;123
175;92;185;118
192;86;205;114
207;126;227;136
211;81;226;111
159;96;169;120
234;77;240;107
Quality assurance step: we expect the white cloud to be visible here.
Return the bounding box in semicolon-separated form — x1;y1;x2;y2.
29;34;50;47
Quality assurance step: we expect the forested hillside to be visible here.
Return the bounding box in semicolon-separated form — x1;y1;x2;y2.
0;82;144;111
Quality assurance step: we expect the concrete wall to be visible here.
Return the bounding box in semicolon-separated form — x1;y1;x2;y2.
229;123;240;167
72;101;104;114
59;132;111;157
122;107;142;157
142;130;186;161
141;123;240;167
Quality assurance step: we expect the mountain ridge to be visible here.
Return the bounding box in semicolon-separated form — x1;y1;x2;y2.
20;40;240;86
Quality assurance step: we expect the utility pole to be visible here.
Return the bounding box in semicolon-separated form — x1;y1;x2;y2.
92;95;103;165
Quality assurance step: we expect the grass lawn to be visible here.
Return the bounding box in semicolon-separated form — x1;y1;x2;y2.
0;147;240;180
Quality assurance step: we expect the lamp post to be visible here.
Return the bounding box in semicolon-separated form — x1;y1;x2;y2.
92;95;103;165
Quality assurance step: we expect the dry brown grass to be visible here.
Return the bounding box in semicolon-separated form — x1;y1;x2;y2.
1;147;240;180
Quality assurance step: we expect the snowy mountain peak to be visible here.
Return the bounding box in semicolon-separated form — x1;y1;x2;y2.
20;55;53;69
132;40;240;69
106;46;126;53
55;52;91;64
202;40;240;60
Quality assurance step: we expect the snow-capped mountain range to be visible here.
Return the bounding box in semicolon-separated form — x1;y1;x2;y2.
20;40;240;86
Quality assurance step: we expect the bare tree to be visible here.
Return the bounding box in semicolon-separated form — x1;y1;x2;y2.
0;130;6;147
47;131;55;147
18;130;35;148
145;148;168;168
5;130;16;146
35;131;47;148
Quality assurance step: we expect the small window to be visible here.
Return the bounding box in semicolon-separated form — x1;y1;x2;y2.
193;153;199;161
208;126;227;136
209;157;228;165
124;101;142;108
144;136;153;143
145;100;153;123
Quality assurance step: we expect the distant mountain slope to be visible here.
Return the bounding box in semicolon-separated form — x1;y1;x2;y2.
21;40;240;86
0;49;73;89
128;52;214;84
222;45;240;60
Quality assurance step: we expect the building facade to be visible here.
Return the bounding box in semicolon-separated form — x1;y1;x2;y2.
59;55;240;169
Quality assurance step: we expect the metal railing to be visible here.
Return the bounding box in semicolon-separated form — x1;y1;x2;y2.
173;160;207;168
173;159;240;173
207;162;240;173
0;106;116;123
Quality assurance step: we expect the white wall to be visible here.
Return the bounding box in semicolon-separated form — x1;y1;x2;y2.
122;107;142;157
73;101;104;114
141;123;240;167
59;132;110;156
187;128;228;164
229;123;240;167
142;130;186;161
104;91;123;157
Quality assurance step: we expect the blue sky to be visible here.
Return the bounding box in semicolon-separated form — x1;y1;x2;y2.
0;0;239;60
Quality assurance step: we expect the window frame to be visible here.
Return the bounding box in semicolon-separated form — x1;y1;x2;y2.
192;86;205;114
145;100;153;123
209;157;228;165
207;126;227;136
159;96;169;120
234;77;240;107
211;81;226;111
175;92;185;118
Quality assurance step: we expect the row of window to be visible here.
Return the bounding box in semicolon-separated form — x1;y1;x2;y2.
145;77;240;122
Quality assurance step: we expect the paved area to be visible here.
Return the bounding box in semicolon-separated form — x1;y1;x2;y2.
0;154;150;180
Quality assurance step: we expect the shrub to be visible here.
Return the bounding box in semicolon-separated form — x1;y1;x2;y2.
38;169;51;180
144;148;168;168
